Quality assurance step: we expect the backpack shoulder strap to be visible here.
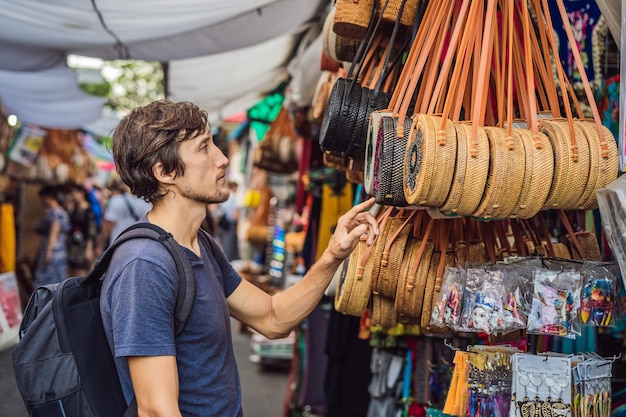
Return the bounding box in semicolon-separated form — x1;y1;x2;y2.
87;222;196;336
198;228;215;256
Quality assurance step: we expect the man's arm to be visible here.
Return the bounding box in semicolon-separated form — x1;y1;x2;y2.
227;198;379;339
128;356;182;417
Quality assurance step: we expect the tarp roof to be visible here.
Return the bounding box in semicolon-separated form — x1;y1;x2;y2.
0;0;328;128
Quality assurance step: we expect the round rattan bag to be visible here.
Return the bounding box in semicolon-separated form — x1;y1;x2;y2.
574;121;619;210
404;115;457;207
334;240;374;316
394;236;434;319
439;122;489;216
472;126;525;220
540;119;590;210
372;215;413;298
510;128;554;219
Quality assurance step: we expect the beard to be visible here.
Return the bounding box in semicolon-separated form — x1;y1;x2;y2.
180;184;229;204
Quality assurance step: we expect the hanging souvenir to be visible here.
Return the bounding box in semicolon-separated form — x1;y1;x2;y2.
511;354;573;417
580;262;618;327
527;267;582;339
458;267;505;335
429;267;464;330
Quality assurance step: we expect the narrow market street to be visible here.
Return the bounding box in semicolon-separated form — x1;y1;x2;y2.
0;318;290;417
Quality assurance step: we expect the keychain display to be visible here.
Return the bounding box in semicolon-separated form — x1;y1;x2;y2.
580;263;618;327
430;267;465;330
572;354;613;417
527;268;582;339
511;354;573;417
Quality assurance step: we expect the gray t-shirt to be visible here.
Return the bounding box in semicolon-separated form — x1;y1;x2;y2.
101;228;243;417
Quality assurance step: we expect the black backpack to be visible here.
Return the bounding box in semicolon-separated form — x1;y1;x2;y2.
12;223;202;417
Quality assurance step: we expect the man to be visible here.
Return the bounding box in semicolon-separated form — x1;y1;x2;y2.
100;100;379;417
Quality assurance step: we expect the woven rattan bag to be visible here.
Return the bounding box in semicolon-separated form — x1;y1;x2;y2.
371;213;415;298
333;0;378;41
471;126;525;219
403;115;457;207
438;122;489;216
334;207;392;315
334;240;373;316
394;217;435;319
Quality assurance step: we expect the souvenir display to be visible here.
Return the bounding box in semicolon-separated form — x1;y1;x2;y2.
511;354;573;417
429;267;464;330
527;268;582;339
580;263;618;327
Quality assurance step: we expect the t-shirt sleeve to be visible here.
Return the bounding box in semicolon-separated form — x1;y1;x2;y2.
205;234;241;297
107;245;179;358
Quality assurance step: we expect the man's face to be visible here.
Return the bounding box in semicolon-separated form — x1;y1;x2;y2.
175;129;230;205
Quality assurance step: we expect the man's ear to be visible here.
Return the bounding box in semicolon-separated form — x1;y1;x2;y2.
153;162;175;185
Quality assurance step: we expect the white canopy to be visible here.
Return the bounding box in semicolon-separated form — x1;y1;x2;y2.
0;0;328;128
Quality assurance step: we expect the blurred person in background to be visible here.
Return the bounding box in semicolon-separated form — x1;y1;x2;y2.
95;178;152;255
216;180;240;260
67;182;98;276
34;184;72;286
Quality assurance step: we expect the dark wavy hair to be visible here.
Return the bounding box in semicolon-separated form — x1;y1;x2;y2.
112;100;209;203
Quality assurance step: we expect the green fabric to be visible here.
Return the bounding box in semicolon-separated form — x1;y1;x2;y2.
247;90;284;141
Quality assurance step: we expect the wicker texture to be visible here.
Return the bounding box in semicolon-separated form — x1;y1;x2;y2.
440;123;489;215
512;128;554;219
334;241;373;316
380;0;417;28
540;119;590;210
472;127;516;219
420;251;440;327
375;116;412;206
455;241;487;265
333;0;377;40
568;232;602;261
575;121;619;210
371;294;398;328
394;239;434;318
404;115;457;206
374;217;413;298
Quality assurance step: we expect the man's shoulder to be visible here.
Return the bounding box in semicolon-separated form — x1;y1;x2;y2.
109;236;178;270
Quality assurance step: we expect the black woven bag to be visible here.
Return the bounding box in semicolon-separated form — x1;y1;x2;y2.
319;0;382;158
374;116;412;207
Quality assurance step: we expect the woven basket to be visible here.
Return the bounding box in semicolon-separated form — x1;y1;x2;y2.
380;0;417;28
420;251;440;328
455;241;487;265
334;240;374;316
394;238;434;319
439;123;489;216
511;128;554;219
575;121;619;210
540;119;590;210
371;294;397;328
404;114;457;207
567;231;602;261
472;127;523;219
551;242;572;259
333;0;377;40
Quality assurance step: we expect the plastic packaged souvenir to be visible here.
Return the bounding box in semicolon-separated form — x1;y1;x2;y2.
429;266;464;330
580;262;618;327
458;268;505;335
527;267;581;339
